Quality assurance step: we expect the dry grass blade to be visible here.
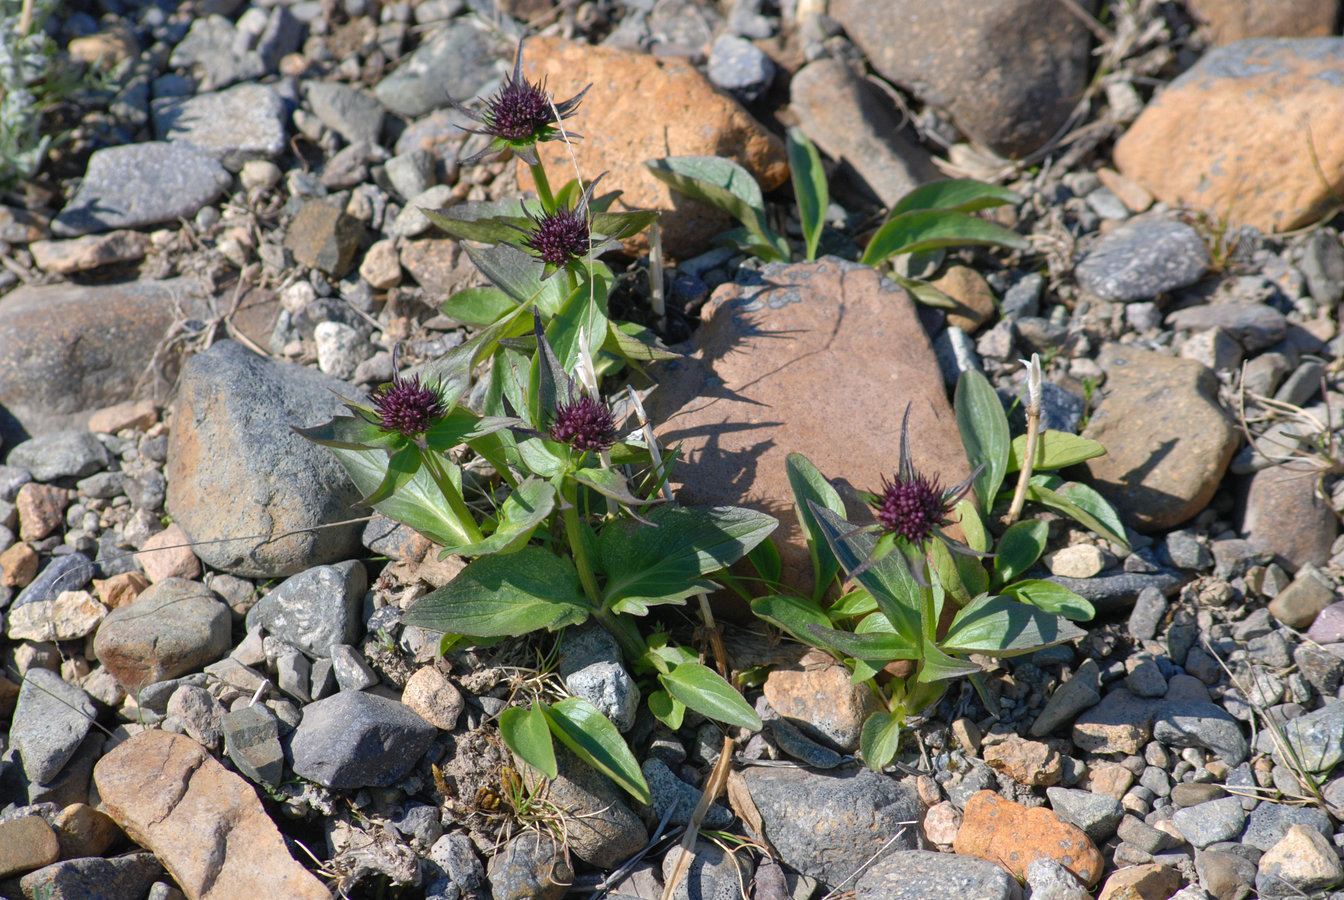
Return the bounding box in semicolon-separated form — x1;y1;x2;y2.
659;734;737;900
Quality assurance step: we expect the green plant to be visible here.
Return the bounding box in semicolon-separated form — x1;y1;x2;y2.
645;142;1028;308
0;0;68;187
749;364;1127;770
299;44;774;805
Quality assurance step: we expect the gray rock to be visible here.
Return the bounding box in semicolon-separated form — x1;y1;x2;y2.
642;758;731;828
1172;796;1247;848
1163;530;1212;570
1275;359;1325;407
95;579;233;693
18;851;162;900
487;831;572;900
1045;787;1124;843
557;625;639;733
330;643;379;691
289;690;436;788
707;34;774;102
1152;699;1248;766
533;746;647;868
221;703;285;786
169;15;266;90
12;553;94;608
1167;302;1288;352
661;840;753;900
1301;228;1344;306
1030;658;1101;737
152;83;287;172
429;832;486;892
0;465;33;501
306;82;386;146
854;849;1023;900
53;143;231;237
1075;217;1211;302
1128;585;1169;641
391;803;443;848
1117;814;1180;854
166;340;365;578
1294;644;1344;697
7;431;111;481
1195;848;1257;900
9;668;96;784
1242;464;1338;571
765;713;845;768
374;19;509;118
1242;802;1333;853
384;149;436;201
738;766;924;889
166;684;224;749
1125;658;1168;698
246;561;367;659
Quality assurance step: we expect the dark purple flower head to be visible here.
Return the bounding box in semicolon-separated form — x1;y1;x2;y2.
524;204;590;267
548;395;619;452
455;38;590;165
870;405;977;548
372;371;445;437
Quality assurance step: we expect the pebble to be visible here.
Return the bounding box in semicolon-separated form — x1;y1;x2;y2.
852;849;1022;900
1171;796;1247;848
1241;802;1333;853
10;667;98;784
151;82;286;171
245;560;366;659
529;746;647;868
6;589;107;642
135;523;202;583
706;33;774;103
1073;688;1155;755
285;200;366;277
52;803;120;860
955;790;1104;886
487;831;573;900
1075;218;1211;302
7;430;111;482
374;18;508;119
0;816;60;878
1167;302;1288;352
400;665;463;731
762;664;876;752
93;578;232;692
1095;864;1183;900
221;703;285;786
329;643;379;691
557;625;641;734
1256;824;1344;897
289;689;436;788
983;734;1063;787
1307;600;1344;643
643;758;732;828
661;840;753;900
1045;787;1125;843
1267;563;1335;629
1152;699;1248;766
1045;544;1108;578
18;852;164;900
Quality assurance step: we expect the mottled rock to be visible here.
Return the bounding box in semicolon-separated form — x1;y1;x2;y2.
1267;562;1335;629
955;790;1104;886
1045;787;1125;843
152;83;287;171
1166;302;1288;351
136;523;203;583
487;831;572;900
1187;0;1340;44
93;578;231;692
374;18;508;119
1095;864;1183;900
6;590;107;642
400;665;463;731
853;851;1022;900
984;734;1063;787
1152;698;1248;765
661;840;753;900
1072;688;1156;755
29;230;152;275
9;667;97;783
0;816;60;878
1081;344;1238;531
1075;217;1211;303
305;81;385;146
1256;824;1344;896
762;664;878;753
524;746;646;868
245;561;366;659
18;852;162;900
1171;796;1247;847
14;483;68;541
284;200;366;277
52;802;121;859
94;729;331;899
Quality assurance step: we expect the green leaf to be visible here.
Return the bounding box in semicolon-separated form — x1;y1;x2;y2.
544;698;651;805
827;588;878;619
295;412;403;452
401;547;590;637
464;241;566;316
786;453;845;595
499;703;556;779
787;128;827;262
1007;431;1107;473
747;538;782;587
424;408;519;454
449;478;557;557
573;467;645;506
598;505;778;615
805;623;919;662
993;519;1048;586
890;179;1022;218
440;286;519;327
860;710;902;771
603;320;680;364
647;689;685;730
917;640;982;683
420;205;531;244
548;278;609;374
328;444;478;548
645;156;789;262
751;594;831;646
809;504;923;644
1027;480;1128;547
421;309;532;399
860;209;1028;267
955;369;1011;511
591;210;660;241
1001;579;1095;621
358;442;421;507
889;273;959;309
943;594;1087;656
955;498;988;553
929;537;972;607
659;662;761;730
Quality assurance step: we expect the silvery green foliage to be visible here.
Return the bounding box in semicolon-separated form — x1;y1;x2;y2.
0;0;62;186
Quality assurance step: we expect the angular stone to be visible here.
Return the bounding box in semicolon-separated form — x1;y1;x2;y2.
854;849;1024;900
0;541;38;587
245;561;366;659
1152;698;1248;766
1031;658;1102;737
52;802;122;859
221;704;285;786
762;664;878;753
136;522;203;583
522;745;646;868
284;200;366;277
93;578;232;692
954;790;1104;887
1257;824;1344;896
151;82;287;171
1241;463;1337;570
10;667;97;783
1167;302;1288;351
487;831;573;900
1267;563;1336;629
30;230;152;275
519;35;787;256
400;666;463;731
6;590;107;642
984;734;1063;787
15;483;68;541
1075;217;1211;303
1046;787;1125;844
648;259;968;586
1081;344;1237;532
1115;38;1344;233
1172;796;1247;847
1095;864;1183;900
94;730;331;899
289;690;436;789
166;340;364;578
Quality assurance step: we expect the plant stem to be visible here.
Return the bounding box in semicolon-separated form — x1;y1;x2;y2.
420;448;485;544
1004;354;1043;527
530;161;555;213
562;498;602;606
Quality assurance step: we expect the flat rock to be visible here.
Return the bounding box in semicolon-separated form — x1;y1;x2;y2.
18;852;162;900
829;0;1098;157
1266;699;1344;773
9;668;97;784
762;664;877;753
0;816;59;878
0;277;212;439
1187;0;1340;44
954;790;1104;887
1081;344;1238;532
165;340;365;578
8;430;110;481
244;560;366;658
1045;787;1124;843
1075;217;1211;302
152;82;287;172
1171;796;1247;847
1071;688;1156;755
52;142;231;237
93;578;232;692
1257;824;1344;897
788;57;940;207
30;230;152;275
305;81;386;146
1152;698;1248;765
6;589;107;642
854;850;1022;900
519;35;787;256
648;259;968;586
94;729;331;900
733;766;924;889
1166;301;1288;351
1241;464;1337;569
1115;38;1344;233
289;690;436;788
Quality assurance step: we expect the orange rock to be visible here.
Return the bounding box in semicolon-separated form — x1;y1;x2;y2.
1185;0;1338;44
136;523;202;583
87;399;158;434
519;36;788;257
0;541;39;588
762;665;879;752
93;571;151;609
953;790;1104;886
982;734;1063;787
1115;40;1344;233
932;265;998;334
15;483;69;542
1096;863;1183;900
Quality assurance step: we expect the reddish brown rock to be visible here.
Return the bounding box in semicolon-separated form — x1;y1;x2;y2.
1096;863;1183;900
1240;463;1337;571
53;802;122;859
1081;344;1237;532
0;816;60;878
93;570;151;609
136;522;203;583
647;259;968;587
982;734;1064;787
284;200;365;277
1115;39;1344;233
94;730;331;900
0;541;39;587
954;790;1105;886
93;578;232;692
16;483;70;541
519;36;787;257
1186;0;1339;44
762;665;879;752
932;265;998;334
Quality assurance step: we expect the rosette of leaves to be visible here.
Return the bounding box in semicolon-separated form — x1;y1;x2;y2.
646;137;1028;308
300;320;774;804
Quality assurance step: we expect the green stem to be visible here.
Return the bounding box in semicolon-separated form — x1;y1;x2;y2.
530;161;555;213
421;448;484;544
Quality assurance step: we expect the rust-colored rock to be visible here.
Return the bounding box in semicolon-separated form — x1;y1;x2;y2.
982;734;1064;787
0;816;60;878
16;483;70;541
1186;0;1339;44
136;522;203;583
94;730;331;900
1115;39;1344;233
1081;344;1237;532
519;36;787;257
1240;463;1337;571
932;265;998;334
87;400;158;434
647;258;968;587
93;570;151;609
53;802;122;859
762;665;879;752
1096;863;1183;900
0;541;39;587
954;790;1104;886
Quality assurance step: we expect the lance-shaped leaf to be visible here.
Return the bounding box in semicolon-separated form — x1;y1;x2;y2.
807;503;923;644
861;209;1028;267
295;412;404;452
786;453;845;596
573;467;646;506
604;320;680;363
993;519;1048;587
659;662;761;730
1006;431;1107;473
464;241;567;316
544;698;650;805
917;640;982;683
447;477;556;558
888;179;1022;218
860;710;902;771
645;156;790;262
1027;476;1128;547
597;505;777;614
955;369;1011;511
440;286;519;327
499;702;556;779
1001;579;1095;621
942;594;1087;657
420;205;531;244
401;546;590;637
751;594;831;646
328;443;478;549
804;623;919;662
787;128;827;262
